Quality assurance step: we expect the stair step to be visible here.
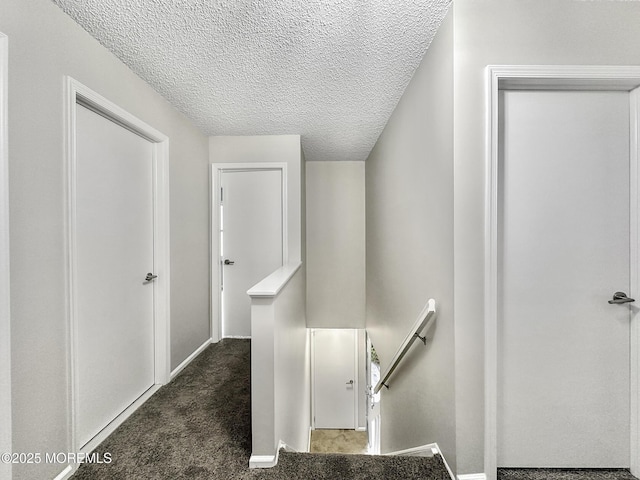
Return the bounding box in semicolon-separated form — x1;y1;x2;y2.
254;451;452;479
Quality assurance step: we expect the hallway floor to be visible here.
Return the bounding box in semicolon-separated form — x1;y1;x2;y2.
70;339;451;479
310;429;368;454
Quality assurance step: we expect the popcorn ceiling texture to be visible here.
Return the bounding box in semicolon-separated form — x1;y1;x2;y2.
51;0;451;162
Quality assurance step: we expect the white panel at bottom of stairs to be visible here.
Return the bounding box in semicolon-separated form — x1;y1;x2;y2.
313;329;357;429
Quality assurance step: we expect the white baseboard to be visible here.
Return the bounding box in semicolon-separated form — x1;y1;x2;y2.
457;474;487;480
53;464;76;480
170;338;211;380
356;426;366;432
223;335;251;339
249;439;294;469
388;443;455;479
248;454;277;468
387;442;438;457
307;426;313;452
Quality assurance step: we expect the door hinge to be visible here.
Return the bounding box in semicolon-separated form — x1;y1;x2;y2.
220;187;223;203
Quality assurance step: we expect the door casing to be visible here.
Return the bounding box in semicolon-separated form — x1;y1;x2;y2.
0;31;11;480
484;65;640;480
210;163;288;343
65;77;170;456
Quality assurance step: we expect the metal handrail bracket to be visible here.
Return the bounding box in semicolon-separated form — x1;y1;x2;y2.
373;298;436;394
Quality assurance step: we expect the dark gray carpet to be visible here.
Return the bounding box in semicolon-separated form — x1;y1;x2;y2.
71;338;451;479
498;468;638;480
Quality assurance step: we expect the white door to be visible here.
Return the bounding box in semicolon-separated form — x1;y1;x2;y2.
498;90;631;467
221;169;283;337
76;104;155;448
313;329;357;429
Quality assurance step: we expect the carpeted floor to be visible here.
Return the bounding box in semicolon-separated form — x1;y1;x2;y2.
498;468;638;480
71;339;451;479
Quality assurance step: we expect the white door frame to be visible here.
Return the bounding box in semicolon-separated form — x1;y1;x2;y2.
484;65;640;480
65;77;171;454
209;163;288;343
310;328;359;430
0;32;11;480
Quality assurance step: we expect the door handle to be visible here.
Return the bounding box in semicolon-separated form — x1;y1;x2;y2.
346;380;354;385
608;291;635;304
224;259;235;265
144;273;157;282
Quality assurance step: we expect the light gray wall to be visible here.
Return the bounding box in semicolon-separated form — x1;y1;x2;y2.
306;161;365;329
453;0;640;474
365;8;454;467
274;267;311;453
1;1;210;478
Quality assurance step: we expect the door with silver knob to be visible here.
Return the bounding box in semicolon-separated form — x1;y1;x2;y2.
220;169;283;337
312;329;357;429
75;103;155;449
498;89;631;468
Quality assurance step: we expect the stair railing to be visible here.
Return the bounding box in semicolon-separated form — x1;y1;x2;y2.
373;299;436;393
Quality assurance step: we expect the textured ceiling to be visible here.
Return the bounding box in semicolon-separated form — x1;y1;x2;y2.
51;0;451;162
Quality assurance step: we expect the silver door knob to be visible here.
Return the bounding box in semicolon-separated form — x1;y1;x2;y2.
346;380;354;385
224;259;235;265
144;273;157;282
608;291;635;304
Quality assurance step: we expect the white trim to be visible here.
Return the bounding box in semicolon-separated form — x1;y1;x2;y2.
484;65;640;480
248;454;278;469
223;335;252;339
0;32;10;480
64;76;171;454
387;443;439;457
210;162;288;342
310;329;316;429
307;426;313;452
631;85;640;478
53;464;76;480
249;439;294;468
170;338;212;380
457;475;487;480
388;443;455;479
247;262;302;297
353;328;359;430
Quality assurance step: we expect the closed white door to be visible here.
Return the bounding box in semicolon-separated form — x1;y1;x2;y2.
498;90;631;467
76;104;155;448
221;169;282;337
313;329;357;429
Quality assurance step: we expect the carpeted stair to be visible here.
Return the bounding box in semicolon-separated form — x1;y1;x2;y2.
71;339;451;479
257;450;451;479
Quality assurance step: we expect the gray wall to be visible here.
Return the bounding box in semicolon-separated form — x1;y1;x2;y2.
453;0;640;474
365;8;454;466
1;1;210;478
306;161;365;329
